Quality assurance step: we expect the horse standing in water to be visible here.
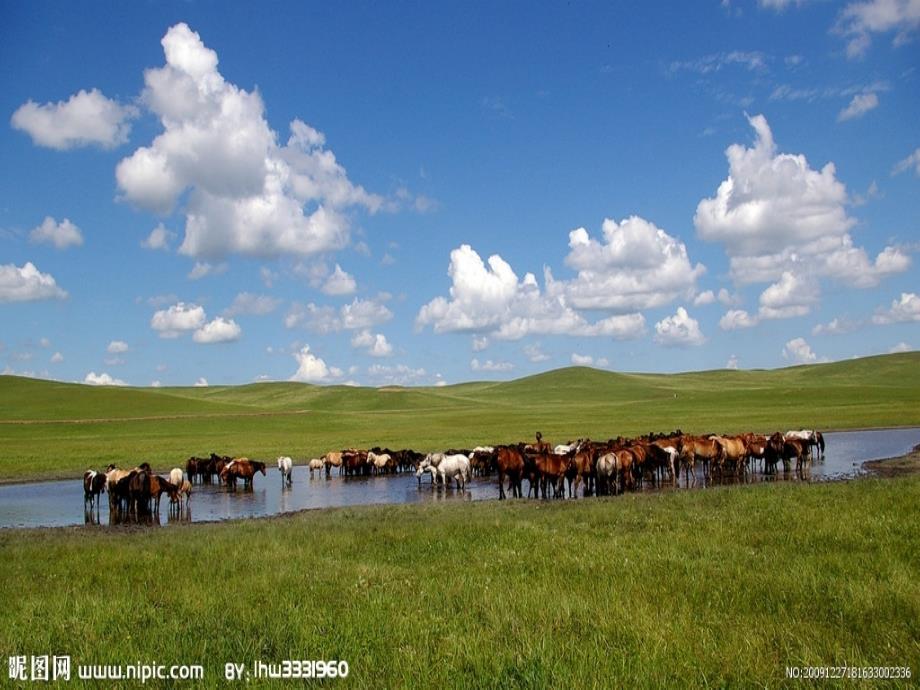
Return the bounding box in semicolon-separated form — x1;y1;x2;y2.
277;456;293;487
83;470;106;515
220;459;266;489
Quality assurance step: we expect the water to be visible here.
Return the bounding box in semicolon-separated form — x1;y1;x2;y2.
0;428;917;529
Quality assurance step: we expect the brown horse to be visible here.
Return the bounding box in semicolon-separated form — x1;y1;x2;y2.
534;450;570;499
83;470;106;513
149;475;179;513
677;436;722;482
495;445;524;499
567;447;597;498
220;459;267;489
741;433;768;472
764;432;786;473
710;435;748;476
784;438;810;473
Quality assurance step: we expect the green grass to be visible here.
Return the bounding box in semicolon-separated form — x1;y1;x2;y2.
1;478;918;687
1;352;919;482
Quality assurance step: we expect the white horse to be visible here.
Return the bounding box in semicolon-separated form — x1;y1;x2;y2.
368;451;391;474
785;429;825;456
277;456;293;486
307;458;325;477
169;467;184;487
435;453;472;491
416;453;445;486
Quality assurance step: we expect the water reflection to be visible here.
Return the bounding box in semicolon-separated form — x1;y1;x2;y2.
0;427;917;529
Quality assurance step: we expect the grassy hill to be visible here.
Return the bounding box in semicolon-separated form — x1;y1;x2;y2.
1;352;918;481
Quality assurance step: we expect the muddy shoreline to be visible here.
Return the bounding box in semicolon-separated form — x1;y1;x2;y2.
862;443;920;477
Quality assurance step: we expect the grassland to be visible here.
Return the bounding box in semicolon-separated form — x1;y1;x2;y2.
1;477;918;687
1;352;919;482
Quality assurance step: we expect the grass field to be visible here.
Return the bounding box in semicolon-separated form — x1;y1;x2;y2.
1;352;918;483
1;477;918;687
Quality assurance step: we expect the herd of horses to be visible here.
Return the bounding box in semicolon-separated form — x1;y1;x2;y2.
307;428;826;500
81;429;826;519
82;456;267;520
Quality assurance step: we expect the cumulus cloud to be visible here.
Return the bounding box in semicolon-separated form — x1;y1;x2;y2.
654;307;705;347
726;354;739;370
889;341;912;353
286;296;393;333
872;292;920;324
350;330;393;357
11;88;136;150
187;261;228;280
571;353;609;367
150;302;206;338
321;264;357;295
0;262;68;303
693;290;716;306
224;292;280;316
472;336;489;352
561;216;705;311
151;380;162;387
838;92;879;121
290;345;342;383
107;340;129;354
193;377;209;387
116;23;380;260
719;309;759;330
892;147;920;176
523;343;550;362
758;271;819;319
782;337;818;364
50;352;64;364
812;317;860;335
695;114;909;288
141;223;175;251
416;244;647;341
29;217;84;249
835;0;920;58
193;317;242;343
84;371;128;386
366;364;429;387
471;358;514;372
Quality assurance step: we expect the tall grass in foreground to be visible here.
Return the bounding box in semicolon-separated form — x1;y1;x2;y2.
1;478;918;687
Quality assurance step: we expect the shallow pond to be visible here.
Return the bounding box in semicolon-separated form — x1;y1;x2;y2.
0;427;917;529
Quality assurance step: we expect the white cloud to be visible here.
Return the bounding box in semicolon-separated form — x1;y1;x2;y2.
0;262;68;303
150;380;162;387
38;337;50;348
321;264;357;295
286;296;393;333
350;330;393;357
561;216;705;311
366;364;429;386
872;292;920;324
523;343;550;362
892;147;920;176
107;340;129;354
782;337;818;364
116;23;380;260
50;352;63;364
838;92;879;121
29;217;84;249
669;51;768;74
471;358;514;372
571;353;594;366
224;292;280;316
84;371;128;386
141;223;175;251
472;335;489;352
416;243;647;341
11;88;136;150
693;290;716;306
759;0;808;11
193;317;242;344
889;341;913;353
719;309;759;330
835;0;920;58
812;317;859;335
193;377;209;387
758;271;819;319
726;354;739;370
290;345;342;383
150;302;206;338
718;288;743;306
654;307;706;347
695;114;909;288
187;261;228;280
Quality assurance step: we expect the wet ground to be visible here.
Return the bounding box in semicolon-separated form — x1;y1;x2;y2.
0;427;917;529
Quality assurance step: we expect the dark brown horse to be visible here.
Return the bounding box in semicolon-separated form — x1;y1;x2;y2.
220;459;267;489
534;450;571;499
83;470;106;512
149;475;179;513
495;445;524;499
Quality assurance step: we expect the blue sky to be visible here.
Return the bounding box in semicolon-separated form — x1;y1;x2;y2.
1;0;918;387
